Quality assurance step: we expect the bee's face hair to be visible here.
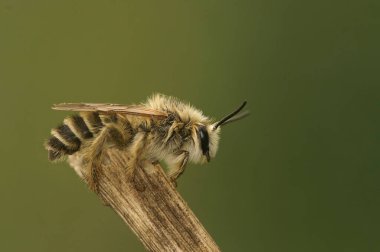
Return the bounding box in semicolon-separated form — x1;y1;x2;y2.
213;101;248;130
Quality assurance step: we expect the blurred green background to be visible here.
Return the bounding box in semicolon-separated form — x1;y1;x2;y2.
1;0;379;251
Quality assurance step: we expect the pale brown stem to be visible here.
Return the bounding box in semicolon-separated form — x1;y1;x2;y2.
68;148;220;252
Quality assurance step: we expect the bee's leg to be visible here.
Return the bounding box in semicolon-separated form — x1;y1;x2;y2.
85;127;110;193
125;131;147;182
167;150;189;187
86;126;127;193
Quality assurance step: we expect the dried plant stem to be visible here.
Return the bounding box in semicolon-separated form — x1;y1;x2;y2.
68;148;220;252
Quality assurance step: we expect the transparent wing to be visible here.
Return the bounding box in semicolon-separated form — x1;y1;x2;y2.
52;103;168;118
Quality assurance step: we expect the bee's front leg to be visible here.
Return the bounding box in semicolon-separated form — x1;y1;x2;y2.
167;150;189;187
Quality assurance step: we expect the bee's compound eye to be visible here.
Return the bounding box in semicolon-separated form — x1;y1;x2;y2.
198;126;210;161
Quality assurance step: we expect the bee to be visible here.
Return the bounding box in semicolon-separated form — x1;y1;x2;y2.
45;94;248;191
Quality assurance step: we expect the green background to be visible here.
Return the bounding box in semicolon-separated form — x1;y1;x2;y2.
1;0;379;251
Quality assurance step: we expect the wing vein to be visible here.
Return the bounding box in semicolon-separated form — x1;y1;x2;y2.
52;103;168;118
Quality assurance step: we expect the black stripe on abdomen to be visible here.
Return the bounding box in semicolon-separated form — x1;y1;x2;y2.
56;124;81;151
46;123;82;161
86;112;104;133
47;136;70;153
46;136;76;161
71;115;93;139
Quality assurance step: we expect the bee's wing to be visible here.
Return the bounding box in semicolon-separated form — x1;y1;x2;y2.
52;103;168;118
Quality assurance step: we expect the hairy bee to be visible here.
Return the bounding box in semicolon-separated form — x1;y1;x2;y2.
45;94;248;191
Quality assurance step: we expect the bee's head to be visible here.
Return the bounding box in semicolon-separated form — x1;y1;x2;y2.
195;101;248;163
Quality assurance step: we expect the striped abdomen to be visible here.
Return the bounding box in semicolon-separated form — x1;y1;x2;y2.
45;112;104;161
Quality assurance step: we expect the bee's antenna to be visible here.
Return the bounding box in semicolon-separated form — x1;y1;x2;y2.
213;101;247;130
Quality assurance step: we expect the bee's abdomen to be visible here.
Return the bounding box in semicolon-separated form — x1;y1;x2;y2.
46;112;104;161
